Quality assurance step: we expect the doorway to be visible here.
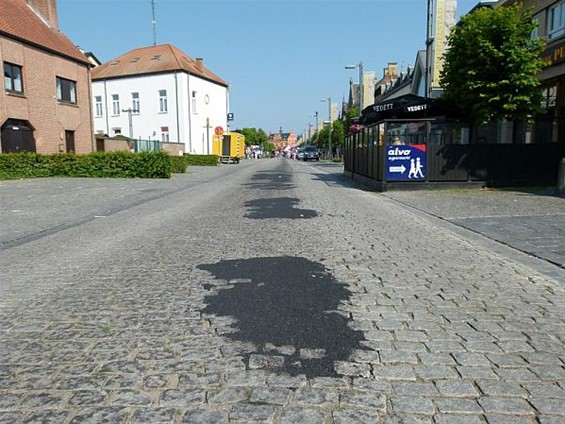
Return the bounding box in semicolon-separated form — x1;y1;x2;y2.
1;119;36;152
65;130;75;153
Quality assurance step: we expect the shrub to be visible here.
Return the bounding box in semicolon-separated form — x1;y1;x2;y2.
0;152;49;179
170;155;191;173
185;154;218;166
0;151;172;179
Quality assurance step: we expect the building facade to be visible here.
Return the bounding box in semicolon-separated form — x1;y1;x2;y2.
91;44;229;155
1;0;94;154
499;0;565;140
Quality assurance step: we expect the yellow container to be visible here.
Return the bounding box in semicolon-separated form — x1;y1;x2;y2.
220;132;245;163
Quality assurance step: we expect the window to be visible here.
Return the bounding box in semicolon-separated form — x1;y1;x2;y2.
56;77;76;103
132;92;140;113
159;89;168;113
95;96;103;117
548;1;565;39
112;94;120;116
192;91;197;114
4;62;23;93
161;126;169;142
541;84;557;110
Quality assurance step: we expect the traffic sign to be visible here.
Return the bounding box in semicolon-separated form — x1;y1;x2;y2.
214;126;224;136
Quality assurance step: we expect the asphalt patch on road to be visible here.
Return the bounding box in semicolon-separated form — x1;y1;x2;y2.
244;197;318;219
243;171;296;190
199;256;366;377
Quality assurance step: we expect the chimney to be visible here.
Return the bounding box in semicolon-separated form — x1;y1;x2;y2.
26;0;59;29
388;62;398;78
195;58;204;72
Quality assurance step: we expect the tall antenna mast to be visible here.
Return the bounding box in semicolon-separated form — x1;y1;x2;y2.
151;0;157;46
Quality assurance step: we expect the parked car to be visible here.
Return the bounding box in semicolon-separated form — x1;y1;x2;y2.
303;146;320;161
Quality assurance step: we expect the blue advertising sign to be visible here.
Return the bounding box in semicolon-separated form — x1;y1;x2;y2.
385;145;426;181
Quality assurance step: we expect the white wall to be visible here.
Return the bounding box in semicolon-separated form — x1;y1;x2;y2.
185;74;228;154
92;72;228;154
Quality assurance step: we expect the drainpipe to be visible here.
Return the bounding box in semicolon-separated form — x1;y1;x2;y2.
103;80;109;136
187;73;192;153
174;71;180;145
87;66;95;152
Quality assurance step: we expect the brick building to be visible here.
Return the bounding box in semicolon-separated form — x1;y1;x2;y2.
1;0;94;153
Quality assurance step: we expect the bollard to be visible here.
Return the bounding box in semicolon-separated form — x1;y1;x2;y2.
557;158;565;197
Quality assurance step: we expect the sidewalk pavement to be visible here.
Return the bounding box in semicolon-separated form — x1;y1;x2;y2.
317;163;565;282
382;187;565;274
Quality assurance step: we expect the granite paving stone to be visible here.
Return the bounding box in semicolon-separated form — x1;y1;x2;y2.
1;161;564;423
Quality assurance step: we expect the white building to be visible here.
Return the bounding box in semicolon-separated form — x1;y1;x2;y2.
91;44;229;154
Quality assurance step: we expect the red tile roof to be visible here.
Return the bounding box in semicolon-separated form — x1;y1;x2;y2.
91;44;228;87
0;0;90;65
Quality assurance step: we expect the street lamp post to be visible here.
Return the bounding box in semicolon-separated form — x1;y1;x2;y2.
122;108;138;139
314;111;319;141
425;0;434;98
345;61;363;112
320;98;331;160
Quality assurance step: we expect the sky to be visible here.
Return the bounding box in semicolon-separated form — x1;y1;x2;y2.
58;0;481;136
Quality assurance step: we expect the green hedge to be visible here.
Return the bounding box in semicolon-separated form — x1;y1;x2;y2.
170;155;191;173
0;152;222;180
0;151;173;180
185;154;219;166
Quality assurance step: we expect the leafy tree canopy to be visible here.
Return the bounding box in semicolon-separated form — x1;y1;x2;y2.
439;4;545;124
315;121;345;153
343;107;360;132
236;128;269;146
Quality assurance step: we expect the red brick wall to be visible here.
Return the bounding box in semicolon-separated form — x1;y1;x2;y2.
1;36;94;154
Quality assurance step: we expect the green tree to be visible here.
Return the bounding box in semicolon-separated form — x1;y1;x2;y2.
439;4;545;125
315;121;344;156
237;128;258;146
236;128;270;147
317;126;329;150
263;141;275;152
332;120;345;153
256;129;269;147
342;107;359;133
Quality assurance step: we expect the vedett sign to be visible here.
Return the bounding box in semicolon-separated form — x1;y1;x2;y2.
386;145;426;181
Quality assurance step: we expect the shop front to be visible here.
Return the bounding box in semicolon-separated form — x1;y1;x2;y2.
344;95;565;191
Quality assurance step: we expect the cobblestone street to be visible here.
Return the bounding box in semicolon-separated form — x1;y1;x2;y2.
1;159;564;423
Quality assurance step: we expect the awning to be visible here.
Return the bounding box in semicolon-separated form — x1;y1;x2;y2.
359;94;455;125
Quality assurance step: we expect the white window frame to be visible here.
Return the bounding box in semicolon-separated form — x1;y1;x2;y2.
159;89;168;113
161;126;170;142
95;95;103;117
548;1;565;40
192;90;197;114
132;92;140;114
112;94;120;116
